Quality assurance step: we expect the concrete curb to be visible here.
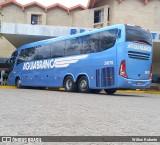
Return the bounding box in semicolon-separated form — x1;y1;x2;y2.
0;86;160;94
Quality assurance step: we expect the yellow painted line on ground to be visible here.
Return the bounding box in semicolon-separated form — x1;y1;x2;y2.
145;91;160;94
0;86;160;94
0;86;17;89
46;88;65;91
117;90;160;94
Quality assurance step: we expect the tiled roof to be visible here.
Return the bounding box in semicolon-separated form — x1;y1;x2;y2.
0;0;23;9
87;0;151;8
0;0;86;12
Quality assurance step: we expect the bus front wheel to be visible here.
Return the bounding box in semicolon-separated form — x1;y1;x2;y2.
15;77;21;88
78;76;90;93
104;89;117;95
64;76;77;92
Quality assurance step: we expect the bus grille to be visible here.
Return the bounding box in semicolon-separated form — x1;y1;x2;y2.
128;51;150;60
96;67;115;87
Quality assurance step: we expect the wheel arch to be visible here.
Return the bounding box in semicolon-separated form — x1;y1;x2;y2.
15;76;21;85
63;74;75;87
76;73;90;87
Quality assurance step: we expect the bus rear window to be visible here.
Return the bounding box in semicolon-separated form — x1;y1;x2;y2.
125;25;152;46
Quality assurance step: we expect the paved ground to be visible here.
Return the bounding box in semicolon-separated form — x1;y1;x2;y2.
0;88;160;144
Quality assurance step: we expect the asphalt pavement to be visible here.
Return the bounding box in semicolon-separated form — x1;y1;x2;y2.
0;88;160;144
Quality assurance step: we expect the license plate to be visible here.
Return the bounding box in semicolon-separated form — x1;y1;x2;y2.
136;82;142;85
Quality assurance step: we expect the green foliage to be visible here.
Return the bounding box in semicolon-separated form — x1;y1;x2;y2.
3;73;8;80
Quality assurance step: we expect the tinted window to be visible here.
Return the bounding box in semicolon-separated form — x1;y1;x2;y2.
38;44;51;59
82;34;100;54
51;41;65;58
82;35;91;54
8;51;18;68
126;25;152;46
65;37;82;56
90;33;100;52
27;46;39;61
11;51;18;58
17;49;28;65
100;29;118;50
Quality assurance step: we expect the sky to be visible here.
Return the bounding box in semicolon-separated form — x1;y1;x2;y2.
16;0;89;8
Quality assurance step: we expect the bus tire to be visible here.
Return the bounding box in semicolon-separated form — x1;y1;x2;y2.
64;76;77;92
90;89;101;94
104;89;116;95
78;76;90;93
15;77;21;88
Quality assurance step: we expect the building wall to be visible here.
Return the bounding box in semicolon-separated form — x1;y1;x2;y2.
153;1;160;31
69;8;85;27
1;1;158;30
73;5;110;28
0;2;85;58
0;36;15;58
1;4;25;23
0;0;5;3
72;9;93;28
96;0;160;31
72;0;159;30
24;6;46;25
111;0;155;30
47;8;71;26
0;4;25;58
85;0;160;31
84;0;115;28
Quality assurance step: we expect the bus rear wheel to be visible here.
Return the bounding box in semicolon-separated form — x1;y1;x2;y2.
15;77;21;88
104;89;117;95
78;76;90;93
64;76;77;92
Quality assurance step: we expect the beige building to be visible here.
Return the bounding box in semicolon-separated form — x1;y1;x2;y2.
0;0;86;59
0;0;160;82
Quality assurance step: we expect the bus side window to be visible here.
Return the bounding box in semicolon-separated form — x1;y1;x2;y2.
100;29;117;51
38;44;51;59
27;46;39;61
51;41;65;58
65;37;82;56
90;33;100;52
82;35;91;54
17;49;27;65
82;34;100;54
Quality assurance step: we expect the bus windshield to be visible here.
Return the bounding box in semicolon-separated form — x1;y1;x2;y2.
125;25;152;46
6;51;18;71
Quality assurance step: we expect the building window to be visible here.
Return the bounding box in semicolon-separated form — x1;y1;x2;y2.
108;7;110;22
94;9;104;23
31;14;42;25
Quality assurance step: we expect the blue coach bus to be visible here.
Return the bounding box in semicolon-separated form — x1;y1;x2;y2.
6;24;152;94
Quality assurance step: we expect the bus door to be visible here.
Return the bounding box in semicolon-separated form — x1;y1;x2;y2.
17;48;40;86
15;62;38;87
6;51;18;72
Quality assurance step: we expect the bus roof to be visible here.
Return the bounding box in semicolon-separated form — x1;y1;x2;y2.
18;24;125;51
